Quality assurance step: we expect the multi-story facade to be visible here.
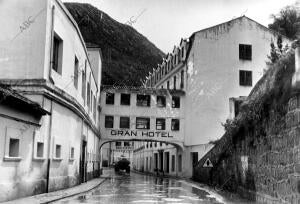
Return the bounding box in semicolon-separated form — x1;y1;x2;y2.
142;16;291;177
99;86;185;176
0;0;102;201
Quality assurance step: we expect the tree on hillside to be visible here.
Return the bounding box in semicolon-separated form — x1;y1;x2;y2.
268;5;300;39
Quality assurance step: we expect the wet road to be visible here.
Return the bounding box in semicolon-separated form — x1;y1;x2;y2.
53;169;255;204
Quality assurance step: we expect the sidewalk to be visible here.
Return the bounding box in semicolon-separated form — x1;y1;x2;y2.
3;178;107;204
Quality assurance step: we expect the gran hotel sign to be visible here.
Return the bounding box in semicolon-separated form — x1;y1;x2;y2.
109;129;175;138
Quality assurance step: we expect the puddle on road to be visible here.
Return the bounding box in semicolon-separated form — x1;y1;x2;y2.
52;171;255;204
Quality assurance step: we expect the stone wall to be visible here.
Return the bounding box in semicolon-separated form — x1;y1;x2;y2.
193;50;299;203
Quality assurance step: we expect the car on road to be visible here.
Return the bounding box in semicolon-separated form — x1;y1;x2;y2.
114;158;130;173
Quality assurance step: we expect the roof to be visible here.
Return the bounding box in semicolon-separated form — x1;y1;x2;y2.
0;85;49;116
190;15;291;42
101;85;185;96
85;42;101;49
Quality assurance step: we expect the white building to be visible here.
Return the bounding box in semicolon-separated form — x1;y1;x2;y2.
99;86;186;176
142;16;291;178
0;0;102;201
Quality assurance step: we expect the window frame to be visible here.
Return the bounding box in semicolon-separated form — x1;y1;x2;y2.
106;92;115;105
120;116;130;129
156;118;166;130
239;70;252;86
136;94;151;107
120;93;131;106
136;117;150;129
156;95;166;107
239;44;252;60
52;34;63;74
172;96;180;108
171;119;180;131
105;115;114;128
74;56;79;89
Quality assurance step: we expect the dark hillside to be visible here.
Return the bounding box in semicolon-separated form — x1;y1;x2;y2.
65;3;165;86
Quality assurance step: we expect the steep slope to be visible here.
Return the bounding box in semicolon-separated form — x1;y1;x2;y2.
64;3;165;86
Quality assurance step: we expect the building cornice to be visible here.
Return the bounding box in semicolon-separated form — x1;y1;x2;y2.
0;79;100;137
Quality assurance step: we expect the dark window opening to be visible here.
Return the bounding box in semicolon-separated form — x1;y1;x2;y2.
55;145;61;158
120;117;130;129
52;35;63;74
171;119;180;131
137;95;150;107
81;61;86;103
9;138;20;157
74;56;79;89
156;118;166;130
116;142;121;147
239;44;252;60
173;76;177;90
136;117;150;129
121;93;131;105
239;70;252;86
172;96;180;108
171;155;175;172
105;115;114;128
157;96;166;107
37;142;44;158
124;142;130;146
167;81;170;89
106;93;115;105
180;70;184;89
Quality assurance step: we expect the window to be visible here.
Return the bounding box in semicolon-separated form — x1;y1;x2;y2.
106;93;115;105
121;93;130;105
105;115;114;128
74;56;79;89
171;119;180;131
156;118;166;130
172;155;175;172
167;81;170;89
36;142;44;158
239;70;252;86
81;61;86;103
239;44;252;60
124;142;130;146
116;141;121;147
52;35;63;74
55;144;61;159
173;76;177;90
157;96;166;107
136;95;150;107
161;86;163;89
178;155;182;172
150;142;152;148
160;142;162;146
70;147;75;160
93;96;96;120
87;82;90;108
120;117;130;129
180;70;184;89
136;117;150;129
172;96;180;108
155;142;157;147
9;138;20;157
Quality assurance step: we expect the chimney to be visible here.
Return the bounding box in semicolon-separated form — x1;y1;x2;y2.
292;40;300;89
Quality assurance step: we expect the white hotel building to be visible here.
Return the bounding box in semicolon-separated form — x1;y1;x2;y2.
138;16;291;178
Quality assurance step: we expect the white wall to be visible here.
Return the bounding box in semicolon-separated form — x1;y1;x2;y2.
0;0;48;79
184;17;290;146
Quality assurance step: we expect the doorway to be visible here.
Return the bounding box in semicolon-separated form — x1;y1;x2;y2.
80;140;87;183
164;152;170;173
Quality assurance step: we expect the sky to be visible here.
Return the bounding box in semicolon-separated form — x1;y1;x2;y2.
62;0;298;53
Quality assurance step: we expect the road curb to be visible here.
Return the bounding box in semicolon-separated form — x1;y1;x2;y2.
3;178;108;204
